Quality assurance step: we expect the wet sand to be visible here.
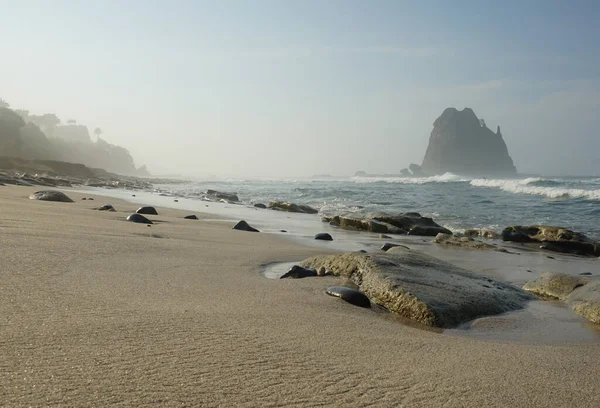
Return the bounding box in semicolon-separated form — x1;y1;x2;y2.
1;185;600;407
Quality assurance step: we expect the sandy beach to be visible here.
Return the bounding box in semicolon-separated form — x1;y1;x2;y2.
1;185;600;407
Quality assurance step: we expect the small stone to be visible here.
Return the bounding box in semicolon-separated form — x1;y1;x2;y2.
81;198;87;201
136;206;158;215
280;265;317;279
184;215;198;220
580;272;593;276
97;204;116;212
233;220;259;232
326;286;371;308
317;266;327;276
254;203;267;209
174;199;179;202
88;198;94;200
379;234;391;239
127;213;153;224
280;230;287;233
315;233;333;241
381;243;399;251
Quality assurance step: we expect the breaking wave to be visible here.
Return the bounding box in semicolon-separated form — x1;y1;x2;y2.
352;172;470;184
470;178;600;200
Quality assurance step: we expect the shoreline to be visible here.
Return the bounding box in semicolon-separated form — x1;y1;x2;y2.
25;184;600;341
2;184;600;406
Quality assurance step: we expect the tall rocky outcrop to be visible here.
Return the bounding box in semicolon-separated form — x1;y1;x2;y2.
421;108;517;176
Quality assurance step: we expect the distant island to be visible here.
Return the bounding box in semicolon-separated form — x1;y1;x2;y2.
356;107;517;178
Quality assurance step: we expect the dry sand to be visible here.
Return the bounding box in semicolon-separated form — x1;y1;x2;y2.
1;185;599;407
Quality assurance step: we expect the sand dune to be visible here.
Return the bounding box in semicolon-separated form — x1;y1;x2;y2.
1;185;599;407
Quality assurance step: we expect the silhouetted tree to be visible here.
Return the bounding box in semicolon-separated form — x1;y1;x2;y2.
94;127;103;142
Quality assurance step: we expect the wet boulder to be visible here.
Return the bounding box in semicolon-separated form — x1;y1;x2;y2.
136;206;158;215
323;212;451;236
301;251;532;328
233;220;259;232
433;233;501;251
502;226;600;257
253;203;267;209
29;190;74;203
127;213;153;224
326;286;371;308
522;272;591;301
523;273;600;324
268;201;318;214
568;281;600;324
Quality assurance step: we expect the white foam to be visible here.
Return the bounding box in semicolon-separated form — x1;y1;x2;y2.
352;172;470;185
470;178;600;200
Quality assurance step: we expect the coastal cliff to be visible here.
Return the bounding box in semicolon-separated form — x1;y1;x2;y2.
421;108;517;176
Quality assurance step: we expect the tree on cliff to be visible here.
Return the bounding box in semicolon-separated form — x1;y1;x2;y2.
29;113;61;136
94;127;103;141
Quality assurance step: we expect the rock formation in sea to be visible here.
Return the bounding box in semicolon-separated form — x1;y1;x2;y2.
420;107;517;176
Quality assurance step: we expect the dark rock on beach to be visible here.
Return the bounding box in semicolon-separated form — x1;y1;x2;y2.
184;215;198;220
326;286;371;308
314;233;333;241
381;243;409;252
29;190;74;203
97;204;116;212
268;201;319;214
280;265;318;279
136;206;158;215
301;251;532;328
502;226;600;257
127;213;153;224
253;203;267;209
233;220;259;232
323;212;451;236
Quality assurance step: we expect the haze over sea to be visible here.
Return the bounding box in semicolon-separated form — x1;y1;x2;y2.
143;174;600;240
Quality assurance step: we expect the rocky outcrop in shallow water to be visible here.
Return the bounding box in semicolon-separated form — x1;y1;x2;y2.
268;201;318;214
433;233;505;251
420;107;517;176
206;190;239;202
324;212;451;236
502;226;600;257
464;229;501;239
300;251;532;327
523;273;600;324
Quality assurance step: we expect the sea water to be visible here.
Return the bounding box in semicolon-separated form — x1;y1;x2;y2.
153;173;600;240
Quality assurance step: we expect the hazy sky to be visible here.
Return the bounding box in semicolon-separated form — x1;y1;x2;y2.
1;0;599;177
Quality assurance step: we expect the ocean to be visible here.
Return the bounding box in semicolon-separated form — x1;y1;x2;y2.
148;174;600;240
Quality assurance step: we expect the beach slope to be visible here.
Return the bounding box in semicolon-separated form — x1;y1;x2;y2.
1;186;599;407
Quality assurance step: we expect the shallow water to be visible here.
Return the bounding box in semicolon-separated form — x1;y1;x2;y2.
155;174;600;240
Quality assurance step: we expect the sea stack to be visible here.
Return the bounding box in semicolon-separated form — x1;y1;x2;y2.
420;108;517;176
